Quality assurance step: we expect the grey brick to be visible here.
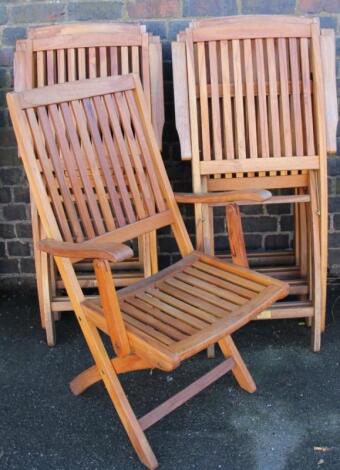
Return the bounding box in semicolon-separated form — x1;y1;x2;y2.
0;258;19;274
0;148;20;167
245;234;262;250
67;2;122;21
242;0;296;14
15;223;32;239
266;204;291;215
0;223;15;239
265;234;290;250
243;216;277;233
183;0;237;17
143;20;167;38
329;196;340;213
13;186;29;203
0;187;11;204
20;258;35;274
319;16;337;30
0;5;7;25
168;20;190;40
281;215;294;231
0;48;14;67
240;205;264;215
9;3;65;24
334;215;340;230
0;167;25;186
7;240;31;257
2;204;27;221
2;26;26;46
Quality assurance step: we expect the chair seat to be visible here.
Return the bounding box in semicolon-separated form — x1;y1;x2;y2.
82;251;288;369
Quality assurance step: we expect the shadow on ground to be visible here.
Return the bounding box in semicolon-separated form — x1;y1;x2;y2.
1;284;340;470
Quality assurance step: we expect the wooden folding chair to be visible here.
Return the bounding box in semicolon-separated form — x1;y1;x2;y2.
7;75;288;468
14;23;164;346
172;16;338;351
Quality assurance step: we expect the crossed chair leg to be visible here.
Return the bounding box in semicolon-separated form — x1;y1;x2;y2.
70;333;256;469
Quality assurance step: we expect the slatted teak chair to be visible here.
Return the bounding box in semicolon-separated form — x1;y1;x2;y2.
7;75;288;469
14;23;164;346
172;16;337;351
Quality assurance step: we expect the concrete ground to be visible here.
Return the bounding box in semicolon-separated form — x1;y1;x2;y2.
1;285;340;470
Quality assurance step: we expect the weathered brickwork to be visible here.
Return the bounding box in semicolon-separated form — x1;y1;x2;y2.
0;0;339;288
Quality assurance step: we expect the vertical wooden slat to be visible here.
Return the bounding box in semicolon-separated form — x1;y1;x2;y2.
289;38;304;157
46;50;55;85
197;42;211;161
266;39;281;157
300;38;315;156
99;47;108;77
36;51;45;87
232;40;246;161
67;49;76;81
255;38;269;160
278;38;293;167
220;40;234;160
243;39;257;161
57;50;66;84
208;41;223;161
110;47;118;75
121;46;130;74
89;47;97;78
141;34;151;112
132;46;140;74
78;47;86;80
149;41;164;150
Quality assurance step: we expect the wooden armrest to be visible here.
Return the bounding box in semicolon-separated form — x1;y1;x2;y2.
38;239;134;263
175;189;272;204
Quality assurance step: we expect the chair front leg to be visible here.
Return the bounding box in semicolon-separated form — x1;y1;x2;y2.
81;319;158;469
225;203;249;268
218;335;256;393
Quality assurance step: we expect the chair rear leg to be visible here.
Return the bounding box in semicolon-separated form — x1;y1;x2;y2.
82;320;158;469
309;172;322;351
218;335;256;393
31;197;56;346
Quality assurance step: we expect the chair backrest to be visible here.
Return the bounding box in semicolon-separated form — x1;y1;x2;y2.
182;16;338;153
173;16;329;192
14;22;164;147
7;75;192;255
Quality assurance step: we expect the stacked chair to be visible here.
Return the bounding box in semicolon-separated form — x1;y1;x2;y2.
8;73;288;469
172;16;338;351
14;23;164;345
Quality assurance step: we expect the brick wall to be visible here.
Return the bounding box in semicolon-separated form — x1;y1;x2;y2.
0;0;339;288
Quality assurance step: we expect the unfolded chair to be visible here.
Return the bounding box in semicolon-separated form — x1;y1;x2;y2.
172;16;338;351
14;22;164;345
7;75;288;468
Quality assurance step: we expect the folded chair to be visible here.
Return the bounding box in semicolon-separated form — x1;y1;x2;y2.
14;23;164;345
172;16;337;351
7;75;288;468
